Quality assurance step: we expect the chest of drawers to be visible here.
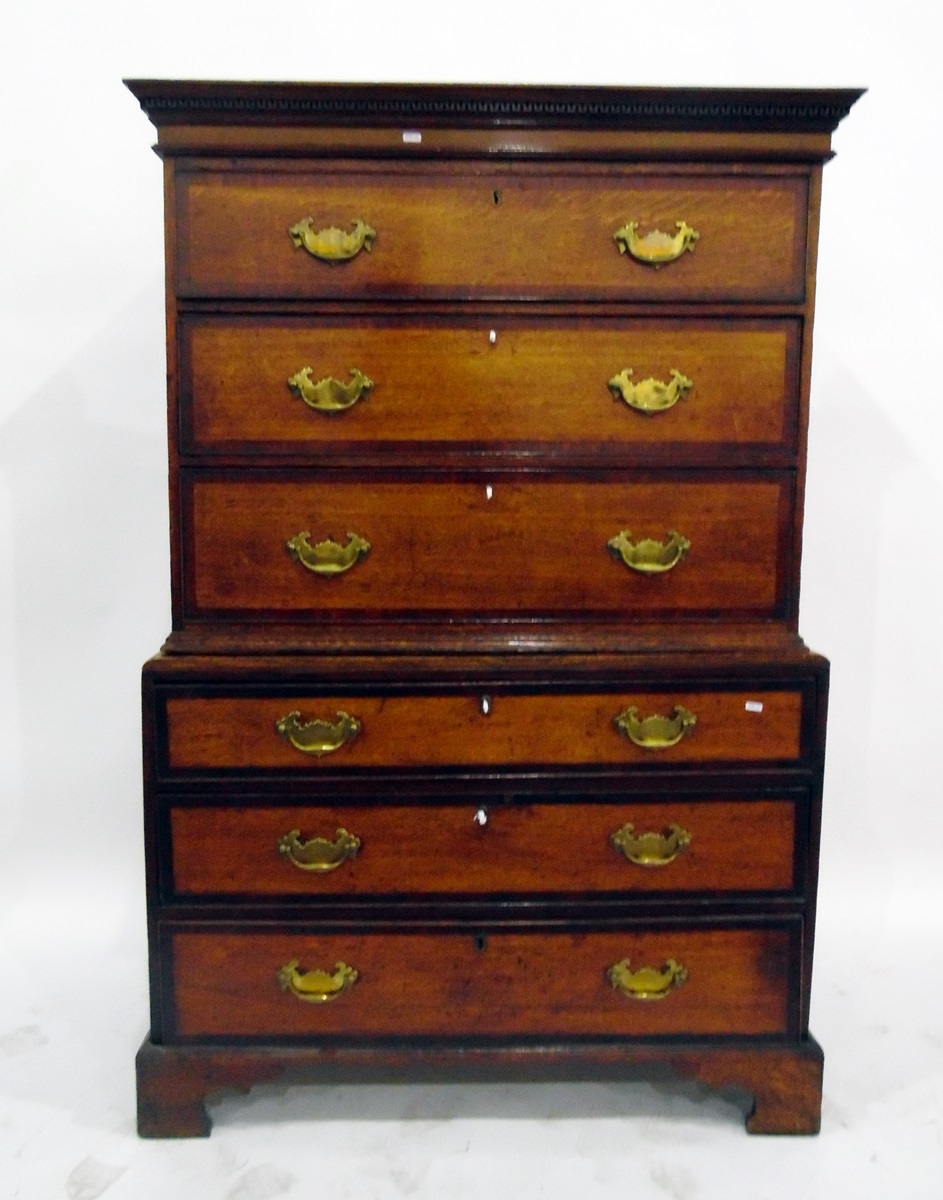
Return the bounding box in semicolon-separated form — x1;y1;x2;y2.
127;80;860;1137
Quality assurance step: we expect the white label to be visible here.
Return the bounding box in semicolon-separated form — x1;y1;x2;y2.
402;130;422;143
745;700;764;714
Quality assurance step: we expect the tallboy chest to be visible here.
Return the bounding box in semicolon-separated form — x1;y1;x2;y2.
128;80;859;1137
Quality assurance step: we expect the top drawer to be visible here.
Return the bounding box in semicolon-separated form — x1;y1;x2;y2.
174;166;809;303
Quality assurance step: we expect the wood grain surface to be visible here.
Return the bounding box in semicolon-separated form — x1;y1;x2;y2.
181;316;798;456
176;166;808;302
184;475;790;618
168;798;798;897
170;925;792;1038
163;688;804;769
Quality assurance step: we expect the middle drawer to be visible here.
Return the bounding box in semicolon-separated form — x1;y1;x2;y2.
167;797;802;899
182;472;792;621
179;316;800;460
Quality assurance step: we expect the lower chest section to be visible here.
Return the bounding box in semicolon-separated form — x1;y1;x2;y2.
143;650;827;1048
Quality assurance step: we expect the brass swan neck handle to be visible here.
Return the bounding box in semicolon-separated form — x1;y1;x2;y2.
607;530;691;574
288;367;373;413
277;827;361;871
608;368;693;414
608;958;688;1001
289;217;376;261
609;822;692;866
613;704;697;750
275;710;362;756
613;220;699;265
287;531;371;576
277;960;359;1003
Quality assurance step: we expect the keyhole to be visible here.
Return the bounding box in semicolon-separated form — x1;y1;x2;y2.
475;934;488;952
492;189;502;205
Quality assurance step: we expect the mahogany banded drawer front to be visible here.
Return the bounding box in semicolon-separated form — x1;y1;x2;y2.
168;798;800;898
180;316;800;458
161;687;806;771
168;925;795;1040
183;475;792;621
130;80;859;1136
175;167;809;302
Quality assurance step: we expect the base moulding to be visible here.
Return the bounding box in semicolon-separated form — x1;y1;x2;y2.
136;1033;824;1137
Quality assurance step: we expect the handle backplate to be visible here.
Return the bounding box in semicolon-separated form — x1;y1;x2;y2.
288;367;373;413
613;220;699;265
287;531;371;576
275;710;362;756
608;367;693;414
277;959;359;1003
607;529;691;573
278;827;361;871
289;218;376;261
608;958;688;1001
613;704;697;750
609;822;692;866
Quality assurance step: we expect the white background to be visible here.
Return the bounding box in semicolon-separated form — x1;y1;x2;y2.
1;2;941;1197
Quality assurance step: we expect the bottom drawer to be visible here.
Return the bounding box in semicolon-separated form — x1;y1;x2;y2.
168;925;795;1040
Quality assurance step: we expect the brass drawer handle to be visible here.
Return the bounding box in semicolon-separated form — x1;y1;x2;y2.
608;958;688;1001
277;959;359;1003
609;822;692;866
614;704;697;749
288;217;376;261
613;220;699;265
288;367;373;413
607;529;690;573
608;368;693;414
286;531;371;576
275;710;362;756
277;827;361;871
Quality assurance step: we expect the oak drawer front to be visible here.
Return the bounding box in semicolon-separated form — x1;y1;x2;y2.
168;799;798;897
163;689;804;770
175;169;808;301
181;317;799;457
169;926;793;1039
184;475;791;620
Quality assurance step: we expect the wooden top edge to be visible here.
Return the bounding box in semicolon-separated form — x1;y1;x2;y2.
158;624;817;661
124;80;865;136
143;641;829;679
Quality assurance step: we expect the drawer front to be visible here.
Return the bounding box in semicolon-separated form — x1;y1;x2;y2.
184;475;791;620
169;925;794;1038
163;689;805;770
176;168;808;301
181;317;799;457
168;798;798;897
